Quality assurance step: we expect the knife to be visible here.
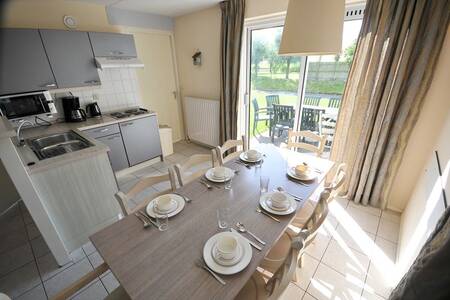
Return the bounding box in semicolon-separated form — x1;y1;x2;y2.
230;228;262;251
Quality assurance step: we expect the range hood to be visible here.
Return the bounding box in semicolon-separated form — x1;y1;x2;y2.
95;57;144;69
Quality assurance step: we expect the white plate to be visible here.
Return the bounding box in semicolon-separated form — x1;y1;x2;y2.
146;194;185;218
259;192;297;216
239;151;262;163
211;242;243;266
287;167;317;181
205;167;235;183
203;231;252;275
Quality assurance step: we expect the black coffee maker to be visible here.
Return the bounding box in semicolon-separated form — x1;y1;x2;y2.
61;96;86;122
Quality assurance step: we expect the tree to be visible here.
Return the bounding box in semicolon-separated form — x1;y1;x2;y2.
343;40;357;65
252;39;267;78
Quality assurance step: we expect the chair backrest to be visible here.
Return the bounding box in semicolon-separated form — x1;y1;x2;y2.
287;130;327;157
302;190;330;247
272;104;295;126
174;154;214;186
328;95;341;108
326;163;347;201
266;233;307;299
115;167;177;216
266;95;280;108
252;98;260;111
304;94;321;106
300;107;325;132
215;135;248;165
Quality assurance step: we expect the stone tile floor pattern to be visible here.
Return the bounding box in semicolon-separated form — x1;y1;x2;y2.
0;140;401;299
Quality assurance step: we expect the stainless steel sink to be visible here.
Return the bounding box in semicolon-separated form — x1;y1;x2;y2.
27;131;93;160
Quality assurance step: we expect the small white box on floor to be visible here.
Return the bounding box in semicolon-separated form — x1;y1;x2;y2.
159;125;173;157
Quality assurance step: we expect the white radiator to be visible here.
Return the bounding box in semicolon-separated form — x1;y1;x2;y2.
184;96;220;147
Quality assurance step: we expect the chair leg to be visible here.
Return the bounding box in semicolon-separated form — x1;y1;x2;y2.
298;253;304;268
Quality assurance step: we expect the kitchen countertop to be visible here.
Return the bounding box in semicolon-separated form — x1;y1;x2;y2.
7;111;157;174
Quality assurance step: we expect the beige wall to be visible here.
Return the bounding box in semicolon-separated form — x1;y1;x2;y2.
1;0;184;141
387;26;450;212
174;6;221;101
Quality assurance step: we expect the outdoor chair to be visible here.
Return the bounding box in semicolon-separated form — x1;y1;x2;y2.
304;94;321;106
252;98;271;135
328;95;341;108
300;107;325;133
270;104;295;142
265;94;280;114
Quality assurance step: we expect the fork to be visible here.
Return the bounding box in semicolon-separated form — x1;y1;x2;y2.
136;211;158;228
195;258;226;285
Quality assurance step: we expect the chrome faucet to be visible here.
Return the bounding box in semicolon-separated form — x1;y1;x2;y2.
16;120;34;146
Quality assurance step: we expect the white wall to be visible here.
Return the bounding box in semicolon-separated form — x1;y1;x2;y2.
396;110;449;278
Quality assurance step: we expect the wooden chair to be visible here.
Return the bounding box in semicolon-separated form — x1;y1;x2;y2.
51;262;130;300
235;234;306;300
325;163;347;201
214;135;248;165
286;130;327;157
258;190;330;274
174;154;214;186
115;167;177;216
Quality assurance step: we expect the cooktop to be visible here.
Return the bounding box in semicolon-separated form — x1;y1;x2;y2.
110;108;148;119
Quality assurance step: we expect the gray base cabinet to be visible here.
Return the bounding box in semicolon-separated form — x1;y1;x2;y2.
97;133;129;171
120;116;162;166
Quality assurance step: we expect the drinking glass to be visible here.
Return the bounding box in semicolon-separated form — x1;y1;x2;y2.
217;208;230;229
260;175;270;194
156;214;169;231
225;177;233;190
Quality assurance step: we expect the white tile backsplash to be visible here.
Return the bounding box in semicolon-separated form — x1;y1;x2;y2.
53;68;141;115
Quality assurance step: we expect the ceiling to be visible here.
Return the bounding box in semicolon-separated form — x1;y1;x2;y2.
71;0;222;17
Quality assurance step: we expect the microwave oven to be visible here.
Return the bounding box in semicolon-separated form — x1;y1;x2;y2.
0;91;57;121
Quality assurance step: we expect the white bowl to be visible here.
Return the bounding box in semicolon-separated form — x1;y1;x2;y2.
214;235;238;260
213;167;226;179
246;150;259;160
154;195;175;212
270;192;289;208
295;164;311;176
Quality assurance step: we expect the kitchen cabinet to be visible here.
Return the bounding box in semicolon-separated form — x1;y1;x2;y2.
120;116;162;166
88;32;137;57
40;30;100;88
97;133;129;171
83;124;128;172
0;29;57;95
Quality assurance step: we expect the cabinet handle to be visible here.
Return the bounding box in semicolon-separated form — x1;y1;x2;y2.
85;80;100;84
110;50;124;55
121;122;134;127
96;128;109;133
42;83;56;88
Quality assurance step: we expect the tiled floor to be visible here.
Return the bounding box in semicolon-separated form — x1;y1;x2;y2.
0;140;401;300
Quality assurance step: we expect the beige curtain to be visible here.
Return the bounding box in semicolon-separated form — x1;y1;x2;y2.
219;0;245;144
331;0;450;208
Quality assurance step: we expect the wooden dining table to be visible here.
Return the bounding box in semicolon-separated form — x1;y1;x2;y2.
90;144;334;300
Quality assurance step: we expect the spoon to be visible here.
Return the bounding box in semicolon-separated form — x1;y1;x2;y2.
236;222;266;245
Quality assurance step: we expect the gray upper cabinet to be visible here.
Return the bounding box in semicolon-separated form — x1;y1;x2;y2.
88;32;137;57
40;30;100;88
0;29;57;95
120;116;162;166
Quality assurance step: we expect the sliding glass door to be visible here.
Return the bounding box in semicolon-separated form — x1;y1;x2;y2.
243;15;362;157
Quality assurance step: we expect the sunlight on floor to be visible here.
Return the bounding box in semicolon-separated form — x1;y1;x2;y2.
329;201;397;287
